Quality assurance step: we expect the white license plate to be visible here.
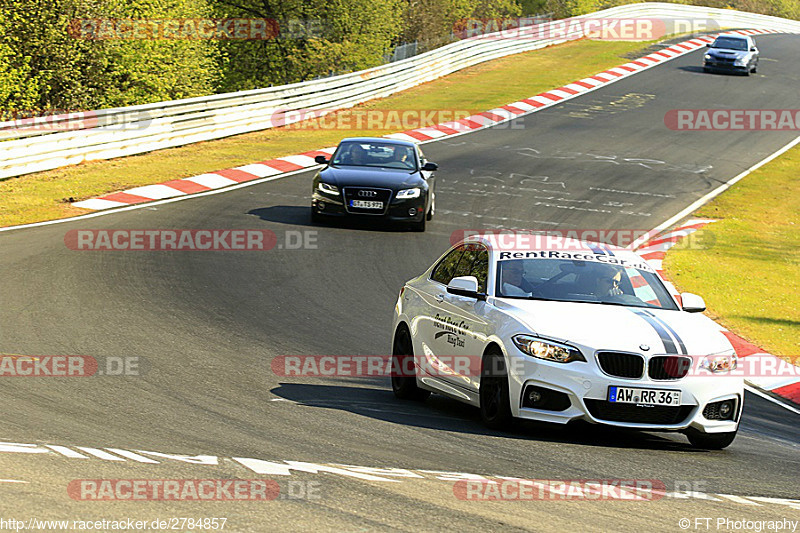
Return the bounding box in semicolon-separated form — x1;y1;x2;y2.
350;200;383;209
608;386;681;406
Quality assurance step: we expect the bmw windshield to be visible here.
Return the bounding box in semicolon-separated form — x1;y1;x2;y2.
496;258;679;310
331;141;418;170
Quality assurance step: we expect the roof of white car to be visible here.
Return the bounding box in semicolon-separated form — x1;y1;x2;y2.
459;234;651;266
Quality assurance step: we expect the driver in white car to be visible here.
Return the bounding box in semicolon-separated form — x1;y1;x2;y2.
588;264;624;298
499;260;533;297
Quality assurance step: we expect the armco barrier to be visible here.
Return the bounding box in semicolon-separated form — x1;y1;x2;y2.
2;3;800;180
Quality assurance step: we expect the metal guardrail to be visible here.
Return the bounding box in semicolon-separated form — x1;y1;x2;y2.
1;3;799;180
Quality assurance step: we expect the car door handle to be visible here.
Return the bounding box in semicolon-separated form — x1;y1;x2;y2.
434;293;445;303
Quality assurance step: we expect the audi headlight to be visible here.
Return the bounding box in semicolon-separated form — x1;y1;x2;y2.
317;182;339;195
396;188;421;199
700;353;738;373
512;335;585;363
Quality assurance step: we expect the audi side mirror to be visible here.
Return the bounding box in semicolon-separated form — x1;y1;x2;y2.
447;276;486;300
315;155;329;165
422;162;438;171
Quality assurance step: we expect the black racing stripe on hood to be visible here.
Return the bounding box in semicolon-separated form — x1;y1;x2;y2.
641;310;688;355
632;309;677;354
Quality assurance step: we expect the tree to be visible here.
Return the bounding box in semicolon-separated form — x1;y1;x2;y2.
0;0;220;112
214;0;405;91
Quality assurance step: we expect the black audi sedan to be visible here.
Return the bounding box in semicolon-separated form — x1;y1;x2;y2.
310;137;438;231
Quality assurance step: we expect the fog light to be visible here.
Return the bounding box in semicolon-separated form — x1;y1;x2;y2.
408;208;417;216
522;385;571;411
703;398;737;420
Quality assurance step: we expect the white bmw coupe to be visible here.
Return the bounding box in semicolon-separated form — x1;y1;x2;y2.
390;235;743;449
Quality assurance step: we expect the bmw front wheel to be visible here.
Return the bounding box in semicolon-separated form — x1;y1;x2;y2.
480;349;513;430
391;327;430;401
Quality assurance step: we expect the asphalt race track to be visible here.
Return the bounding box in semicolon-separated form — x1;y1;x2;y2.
1;34;799;531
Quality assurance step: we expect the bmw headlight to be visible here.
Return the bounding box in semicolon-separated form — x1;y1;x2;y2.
700;353;738;373
396;188;421;199
317;182;339;195
512;335;586;363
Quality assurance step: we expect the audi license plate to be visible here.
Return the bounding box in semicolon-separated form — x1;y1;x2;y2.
608;386;681;406
350;200;383;209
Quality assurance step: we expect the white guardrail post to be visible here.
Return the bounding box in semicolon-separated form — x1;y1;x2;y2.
1;3;799;180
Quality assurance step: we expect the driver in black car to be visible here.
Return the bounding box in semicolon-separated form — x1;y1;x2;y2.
349;144;368;165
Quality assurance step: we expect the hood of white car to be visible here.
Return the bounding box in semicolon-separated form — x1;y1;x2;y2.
495;299;732;356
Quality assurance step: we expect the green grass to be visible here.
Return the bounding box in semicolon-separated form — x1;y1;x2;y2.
664;144;800;359
0;39;649;227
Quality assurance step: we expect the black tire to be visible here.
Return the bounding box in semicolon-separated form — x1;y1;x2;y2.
703;66;710;73
310;207;322;224
391;328;430;401
751;62;757;73
479;349;514;430
426;190;435;221
686;429;737;450
410;214;426;232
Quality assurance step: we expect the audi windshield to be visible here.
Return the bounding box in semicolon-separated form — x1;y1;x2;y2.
330;141;419;170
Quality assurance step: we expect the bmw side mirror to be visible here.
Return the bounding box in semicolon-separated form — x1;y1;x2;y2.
314;155;329;165
681;293;706;313
706;43;711;47
422;162;438;171
447;276;486;300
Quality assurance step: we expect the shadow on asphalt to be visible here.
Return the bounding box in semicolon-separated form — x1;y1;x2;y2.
270;382;702;452
676;65;749;76
248;205;415;233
